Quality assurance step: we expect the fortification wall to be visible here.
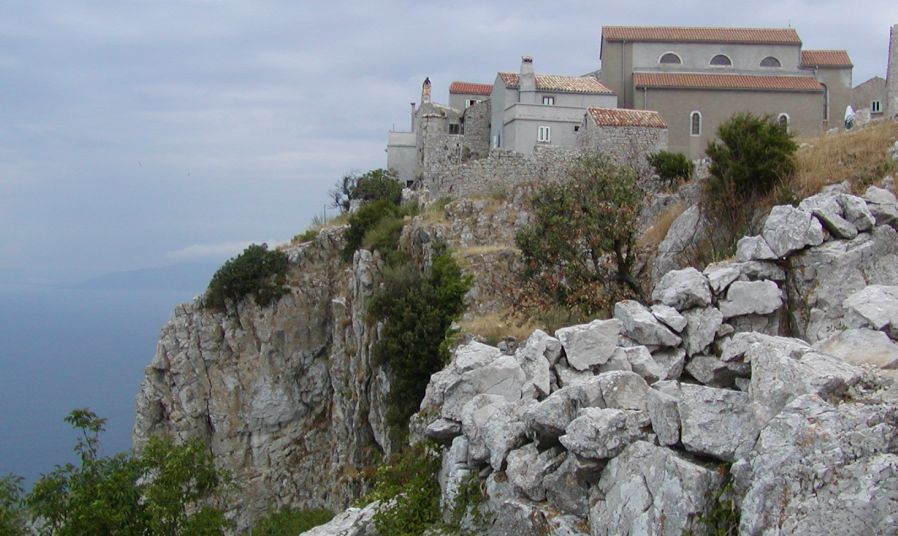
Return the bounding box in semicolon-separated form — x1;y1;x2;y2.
578;124;668;179
461;100;491;161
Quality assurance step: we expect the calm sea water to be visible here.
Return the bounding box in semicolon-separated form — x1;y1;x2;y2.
0;283;197;486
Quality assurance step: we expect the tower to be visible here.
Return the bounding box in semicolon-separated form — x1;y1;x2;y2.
887;24;898;118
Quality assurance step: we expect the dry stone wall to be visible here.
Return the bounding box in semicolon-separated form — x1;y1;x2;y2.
578;124;668;180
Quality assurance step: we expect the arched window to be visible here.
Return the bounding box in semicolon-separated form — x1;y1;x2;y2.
690;111;702;136
760;56;781;68
659;52;682;65
778;113;790;131
710;54;732;66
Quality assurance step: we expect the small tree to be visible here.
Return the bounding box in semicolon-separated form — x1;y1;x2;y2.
0;474;25;536
706;112;797;199
515;154;645;317
648;150;694;188
330;169;401;213
204;244;289;310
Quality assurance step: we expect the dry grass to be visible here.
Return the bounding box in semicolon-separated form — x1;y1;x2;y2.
458;311;542;345
638;201;685;250
789;120;898;198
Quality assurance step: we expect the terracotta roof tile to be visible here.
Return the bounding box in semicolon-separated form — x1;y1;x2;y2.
498;73;613;94
449;81;494;95
586;107;667;128
800;50;853;67
602;26;801;45
633;72;823;91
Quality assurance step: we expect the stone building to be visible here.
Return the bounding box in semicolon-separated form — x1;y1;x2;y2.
888;24;898;118
577;107;668;178
449;81;493;111
490;56;618;154
851;76;887;122
599;26;853;158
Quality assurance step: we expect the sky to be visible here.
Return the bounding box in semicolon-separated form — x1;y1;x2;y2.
2;1;897;282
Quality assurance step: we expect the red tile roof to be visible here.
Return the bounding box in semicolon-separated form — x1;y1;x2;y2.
633;72;823;92
449;81;494;95
586;107;667;128
800;50;853;68
498;73;613;94
602;26;802;45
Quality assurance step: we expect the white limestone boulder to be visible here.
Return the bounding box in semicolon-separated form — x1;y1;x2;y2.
735;235;777;261
864;185;898;228
555;319;621;371
681;306;724;356
651;267;712;310
614;300;682;347
761;205;824;257
838;193;876;231
559;407;646;460
646;386;680;446
460;394;533;470
815;328;898;369
844;284;898;339
505;443;564;501
719;280;782;319
650;304;687;332
678;383;758;461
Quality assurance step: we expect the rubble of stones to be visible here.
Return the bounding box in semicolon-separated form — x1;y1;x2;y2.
310;183;898;535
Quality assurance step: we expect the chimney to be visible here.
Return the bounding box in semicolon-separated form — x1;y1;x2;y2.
520;56;536;103
887;24;898;118
421;77;432;104
410;102;416;132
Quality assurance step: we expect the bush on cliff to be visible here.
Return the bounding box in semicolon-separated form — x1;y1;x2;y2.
341;199;405;263
365;443;442;536
515;153;646;317
204;243;289;310
369;249;471;435
331;168;402;214
249;507;333;535
648;150;694;188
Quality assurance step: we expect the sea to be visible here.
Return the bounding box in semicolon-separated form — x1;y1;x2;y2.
0;281;202;487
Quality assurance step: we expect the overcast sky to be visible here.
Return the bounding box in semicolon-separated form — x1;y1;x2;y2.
2;1;896;281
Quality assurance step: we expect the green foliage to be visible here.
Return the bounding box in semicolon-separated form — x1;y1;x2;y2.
366;444;442;536
515;153;646;317
696;477;740;536
249;508;333;535
331;169;402;213
369;250;472;435
341;200;403;262
706;113;797;200
648;150;694;188
25;409;228;536
293;228;318;243
0;475;25;536
204;244;289;310
450;473;488;532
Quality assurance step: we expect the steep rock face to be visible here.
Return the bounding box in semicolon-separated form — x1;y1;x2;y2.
133;228;388;528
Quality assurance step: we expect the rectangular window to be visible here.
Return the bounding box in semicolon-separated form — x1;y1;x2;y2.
537;125;551;143
872;100;882;113
542;96;555;105
467;99;479;108
449;124;460;134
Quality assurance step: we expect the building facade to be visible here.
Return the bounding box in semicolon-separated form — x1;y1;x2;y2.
888;24;898;118
490;56;617;154
599;26;852;158
852;76;887;121
577;107;668;178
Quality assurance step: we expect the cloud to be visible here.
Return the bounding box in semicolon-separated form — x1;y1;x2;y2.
165;240;286;262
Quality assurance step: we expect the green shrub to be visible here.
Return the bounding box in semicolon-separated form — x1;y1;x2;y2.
293;228;318;243
368;250;471;436
361;213;406;266
515;153;645;317
331;169;402;213
366;444;442;536
696;475;740;536
250;508;333;535
648;150;694;187
204;244;289;310
0;475;25;536
341;200;403;262
706;112;797;199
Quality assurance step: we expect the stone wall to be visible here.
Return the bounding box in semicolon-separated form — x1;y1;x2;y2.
461;99;491;161
578;123;668;179
422;145;579;199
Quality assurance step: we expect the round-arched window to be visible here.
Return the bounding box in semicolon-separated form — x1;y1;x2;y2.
659;52;682;65
710;54;732;66
760;56;781;68
778;113;790;131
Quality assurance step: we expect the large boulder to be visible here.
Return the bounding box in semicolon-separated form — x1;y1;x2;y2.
815;328;898;369
735;235;777;262
761;205;825;257
736;395;898;536
652;205;708;285
646;385;680;446
590;441;725;536
719;280;782;319
652;267;712;310
542;454;591;517
514;330;555;397
461;395;533;470
505;443;564;501
555;319;621;371
488;500;589;536
300;501;379;536
614;300;682;348
650;304;687;332
681;307;723;356
559;408;646;460
844;284;898;339
864;185;898;228
678;383;758;461
838;193;876;231
439;436;471;520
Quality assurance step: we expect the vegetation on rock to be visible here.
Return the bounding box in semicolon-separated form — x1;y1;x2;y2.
249;507;333;535
331;168;402;213
204;243;289;310
365;444;442;536
648;150;694;188
515;153;646;317
341;199;406;263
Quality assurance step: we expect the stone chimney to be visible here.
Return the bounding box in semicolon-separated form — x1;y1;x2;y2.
421;77;432;104
887;24;898;118
410;102;416;132
520;56;536;104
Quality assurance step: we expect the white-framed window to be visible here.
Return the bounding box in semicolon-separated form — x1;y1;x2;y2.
449;123;460;135
760;56;781;68
492;134;500;148
542;96;555;105
710;54;732;66
537;125;551;143
777;113;790;131
872;100;882;113
659;52;682;65
690;111;702;136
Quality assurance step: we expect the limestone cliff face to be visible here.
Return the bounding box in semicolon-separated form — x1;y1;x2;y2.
132;227;391;528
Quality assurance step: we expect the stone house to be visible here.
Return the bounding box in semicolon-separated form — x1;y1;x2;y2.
490;56;618;154
599;26;853;158
577;107;668;178
851;76;887;122
449;81;493;111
